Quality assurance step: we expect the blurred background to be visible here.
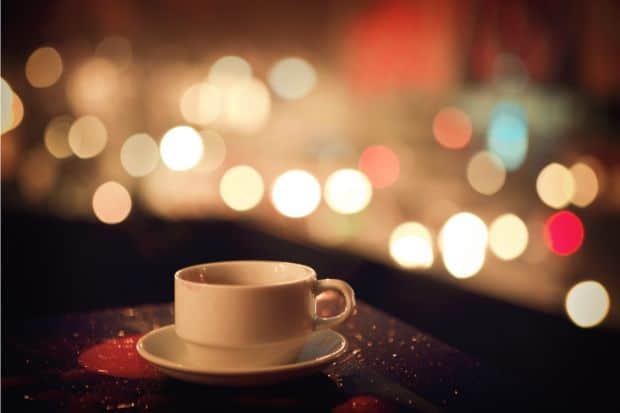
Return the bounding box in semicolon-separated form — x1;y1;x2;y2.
2;0;620;394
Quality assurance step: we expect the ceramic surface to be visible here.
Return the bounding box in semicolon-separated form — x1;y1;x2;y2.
136;325;348;386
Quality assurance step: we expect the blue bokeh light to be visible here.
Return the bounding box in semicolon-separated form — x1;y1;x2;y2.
486;102;528;171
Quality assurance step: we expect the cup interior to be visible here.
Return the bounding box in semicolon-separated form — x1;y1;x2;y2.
176;261;315;286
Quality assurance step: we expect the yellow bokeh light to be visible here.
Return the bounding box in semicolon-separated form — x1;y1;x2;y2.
466;151;506;195
25;47;63;88
160;126;204;171
1;78;14;131
68;115;108;158
198;130;226;173
2;78;24;135
44;115;74;159
92;181;132;224
120;133;159;177
324;169;372;215
565;281;610;328
488;213;528;260
440;212;488;279
219;165;264;211
208;56;252;90
389;222;434;269
180;82;222;125
570;162;599;207
272;170;321;218
536;163;575;209
95;36;132;70
268;57;317;100
66;58;118;114
224;78;271;134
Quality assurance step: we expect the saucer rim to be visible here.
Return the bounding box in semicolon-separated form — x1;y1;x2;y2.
136;325;347;376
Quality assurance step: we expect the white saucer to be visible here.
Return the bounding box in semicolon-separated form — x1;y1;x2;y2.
136;325;348;386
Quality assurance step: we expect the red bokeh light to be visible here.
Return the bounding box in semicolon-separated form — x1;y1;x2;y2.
544;211;584;256
358;145;400;188
432;107;472;149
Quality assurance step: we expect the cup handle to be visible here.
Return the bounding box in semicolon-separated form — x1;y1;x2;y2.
313;278;356;330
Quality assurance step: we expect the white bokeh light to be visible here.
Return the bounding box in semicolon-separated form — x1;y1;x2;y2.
220;165;264;211
440;212;488;279
488;213;528;260
536;163;575;209
160;126;204;171
324;169;372;215
272;170;321;218
180;82;222;125
121;133;160;177
565;281;610;328
268;57;317;100
389;222;434;269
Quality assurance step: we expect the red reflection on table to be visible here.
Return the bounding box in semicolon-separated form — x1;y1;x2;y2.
333;395;397;413
358;145;400;189
78;335;161;379
544;211;584;256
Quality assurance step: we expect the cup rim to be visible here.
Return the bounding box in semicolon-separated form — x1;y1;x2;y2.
174;260;316;289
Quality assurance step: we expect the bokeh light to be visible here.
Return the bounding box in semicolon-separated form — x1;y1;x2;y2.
25;47;63;88
120;133;159;177
432;107;472;149
544;211;584;256
94;36;132;70
66;58;118;114
224;78;271;134
487;101;528;171
44;115;74;159
358;145;400;188
271;170;321;218
92;181;132;224
268;57;317;100
565;281;610;328
68;115;108;158
1;78;14;132
389;222;434;269
219;165;264;211
466;151;506;195
536;163;575;209
180;82;222;125
198;130;227;173
488;214;529;260
570;162;599;207
159;126;204;171
324;169;372;215
1;79;24;135
208;56;252;90
440;212;488;279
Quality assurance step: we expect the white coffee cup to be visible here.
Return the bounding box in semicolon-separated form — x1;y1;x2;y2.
174;260;355;369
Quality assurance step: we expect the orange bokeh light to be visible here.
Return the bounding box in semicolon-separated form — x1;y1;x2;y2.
432;107;472;149
358;145;400;188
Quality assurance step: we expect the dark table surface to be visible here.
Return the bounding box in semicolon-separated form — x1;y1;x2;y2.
2;299;511;412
